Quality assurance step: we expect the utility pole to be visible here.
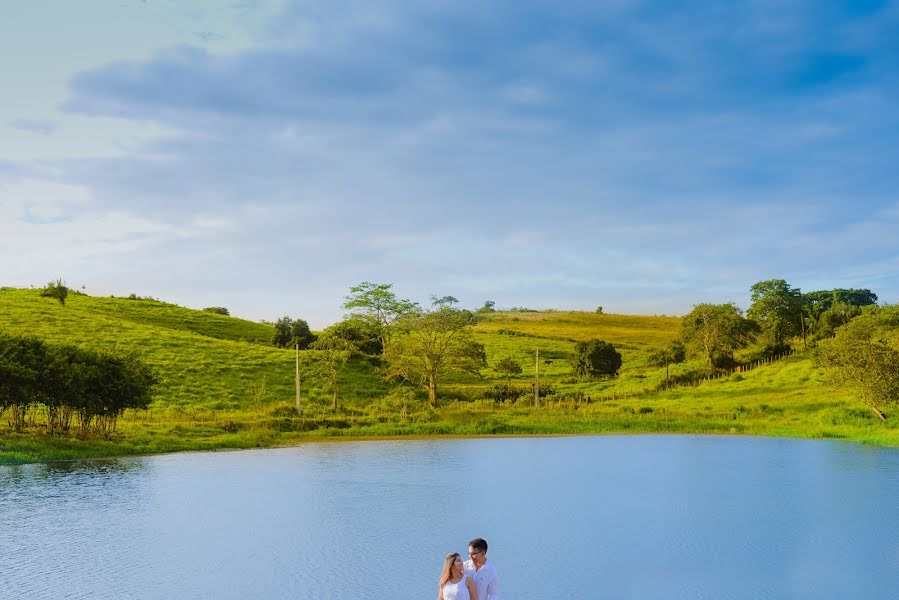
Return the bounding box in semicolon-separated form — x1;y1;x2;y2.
534;347;540;407
295;343;302;416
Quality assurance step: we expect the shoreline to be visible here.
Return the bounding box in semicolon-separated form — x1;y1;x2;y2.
3;423;897;466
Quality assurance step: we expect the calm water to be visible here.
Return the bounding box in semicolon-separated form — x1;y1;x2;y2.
1;435;897;599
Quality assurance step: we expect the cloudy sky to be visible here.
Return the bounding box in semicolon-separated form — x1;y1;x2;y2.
2;1;898;327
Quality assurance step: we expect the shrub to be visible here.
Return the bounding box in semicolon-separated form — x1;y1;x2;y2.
203;307;230;316
484;383;529;403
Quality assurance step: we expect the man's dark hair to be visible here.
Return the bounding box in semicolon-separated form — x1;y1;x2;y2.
469;538;488;553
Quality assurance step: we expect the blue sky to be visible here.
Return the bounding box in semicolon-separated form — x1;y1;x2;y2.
2;0;898;327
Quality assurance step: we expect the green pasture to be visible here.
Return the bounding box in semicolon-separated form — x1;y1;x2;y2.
1;288;897;464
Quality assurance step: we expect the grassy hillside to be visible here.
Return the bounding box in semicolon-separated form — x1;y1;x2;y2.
0;288;388;412
1;288;897;464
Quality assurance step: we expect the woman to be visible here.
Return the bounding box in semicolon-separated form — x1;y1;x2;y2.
438;552;478;600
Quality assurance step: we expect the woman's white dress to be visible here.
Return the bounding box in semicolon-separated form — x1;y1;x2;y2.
442;573;471;600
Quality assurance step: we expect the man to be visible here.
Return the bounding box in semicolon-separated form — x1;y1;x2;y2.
463;537;500;600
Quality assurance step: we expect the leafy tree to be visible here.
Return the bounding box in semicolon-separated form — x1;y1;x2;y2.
203;307;230;316
69;348;157;434
813;301;863;340
343;282;418;351
0;333;43;430
494;357;523;382
40;278;69;305
803;288;878;315
647;340;687;381
570;339;622;378
820;305;899;420
271;316;316;349
383;303;486;407
0;333;156;434
748;279;803;346
478;300;496;313
324;316;383;356
682;303;760;368
309;334;355;411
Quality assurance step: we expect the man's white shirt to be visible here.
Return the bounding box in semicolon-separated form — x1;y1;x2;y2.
463;559;499;600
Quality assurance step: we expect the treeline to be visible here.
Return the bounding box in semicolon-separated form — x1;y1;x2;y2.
0;332;157;434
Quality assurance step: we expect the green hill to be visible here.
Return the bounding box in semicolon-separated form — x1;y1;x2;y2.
1;288;896;463
0;288;387;413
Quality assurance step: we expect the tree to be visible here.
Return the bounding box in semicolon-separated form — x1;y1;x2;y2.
0;332;156;434
343;282;418;351
803;288;878;315
477;300;496;313
203;307;230;316
0;333;42;430
820;305;899;420
647;340;687;381
383;303;486;407
40;279;69;305
494;357;522;382
813;301;862;340
682;303;760;368
309;334;355;411
271;316;315;349
748;279;803;347
570;339;622;378
324;316;383;356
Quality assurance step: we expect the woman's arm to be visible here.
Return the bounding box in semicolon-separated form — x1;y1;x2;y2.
437;585;444;600
466;576;479;600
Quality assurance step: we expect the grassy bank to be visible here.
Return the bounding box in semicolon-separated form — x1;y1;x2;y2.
1;289;897;465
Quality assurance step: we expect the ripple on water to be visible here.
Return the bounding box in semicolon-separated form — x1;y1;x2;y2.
1;437;898;599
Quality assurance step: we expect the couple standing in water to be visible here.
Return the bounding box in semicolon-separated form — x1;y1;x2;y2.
438;537;500;600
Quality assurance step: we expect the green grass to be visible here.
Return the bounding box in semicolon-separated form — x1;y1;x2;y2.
1;289;897;464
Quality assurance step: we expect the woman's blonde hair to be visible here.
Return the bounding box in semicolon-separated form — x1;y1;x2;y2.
439;552;462;587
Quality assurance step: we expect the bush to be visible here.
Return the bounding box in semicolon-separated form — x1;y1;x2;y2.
203;307;230;316
711;353;739;370
484;383;529;403
746;343;791;362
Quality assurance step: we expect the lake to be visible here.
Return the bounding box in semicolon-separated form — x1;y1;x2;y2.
1;435;897;599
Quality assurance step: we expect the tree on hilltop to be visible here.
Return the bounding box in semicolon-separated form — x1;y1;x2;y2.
40;279;68;305
272;316;316;349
